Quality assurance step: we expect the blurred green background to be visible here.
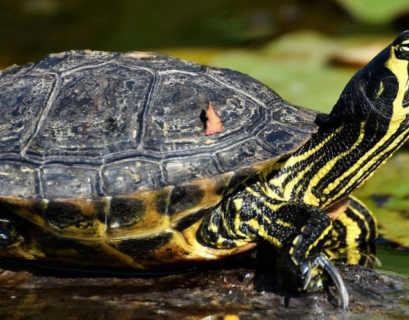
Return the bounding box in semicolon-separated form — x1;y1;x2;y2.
2;0;409;111
1;0;409;274
2;0;409;112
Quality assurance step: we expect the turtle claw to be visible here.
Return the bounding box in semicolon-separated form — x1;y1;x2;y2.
301;262;312;290
298;255;349;309
316;255;349;309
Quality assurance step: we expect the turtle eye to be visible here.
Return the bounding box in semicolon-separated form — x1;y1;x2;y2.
400;43;409;51
395;42;409;60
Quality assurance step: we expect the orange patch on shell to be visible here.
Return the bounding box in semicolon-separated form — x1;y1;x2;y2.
205;102;223;135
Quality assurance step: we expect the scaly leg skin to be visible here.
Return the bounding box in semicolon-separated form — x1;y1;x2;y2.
0;217;24;251
274;205;349;309
198;189;349;308
324;196;377;267
0;214;36;287
0;213;34;260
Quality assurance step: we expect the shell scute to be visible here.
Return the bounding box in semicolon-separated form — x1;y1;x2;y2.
109;197;146;229
24;64;154;162
113;232;174;262
30;226;118;265
101;159;162;196
107;187;173;237
168;184;206;216
258;123;312;153
216;138;280;171
0;163;38;198
44;198;108;237
41;165;100;199
205;67;281;105
163;156;221;185
141;72;261;154
270;104;317;132
0;74;57;156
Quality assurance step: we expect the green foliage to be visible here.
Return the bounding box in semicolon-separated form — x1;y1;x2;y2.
337;0;409;23
210;32;357;113
354;151;409;248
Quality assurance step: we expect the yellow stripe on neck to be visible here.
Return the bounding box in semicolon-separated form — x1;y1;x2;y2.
320;47;409;207
302;121;366;207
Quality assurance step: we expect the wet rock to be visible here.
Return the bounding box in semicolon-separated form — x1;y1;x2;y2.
0;260;408;319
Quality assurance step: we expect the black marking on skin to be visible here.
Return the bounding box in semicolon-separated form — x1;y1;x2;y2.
327;219;347;250
246;182;281;205
403;82;409;107
272;121;364;203
199;187;318;250
325;198;377;266
284;65;401;208
344;210;369;244
198;213;220;244
347;198;377;242
267;104;408;207
238;223;258;238
115;233;173;258
324;117;409;205
109;197;145;229
221;239;235;247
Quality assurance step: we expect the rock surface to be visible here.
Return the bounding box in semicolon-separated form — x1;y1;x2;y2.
0;259;408;319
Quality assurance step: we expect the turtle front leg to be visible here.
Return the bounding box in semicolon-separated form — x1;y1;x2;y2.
198;190;348;308
0;215;24;249
0;213;33;260
324;196;377;267
276;205;349;308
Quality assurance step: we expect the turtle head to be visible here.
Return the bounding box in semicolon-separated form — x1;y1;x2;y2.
326;31;409;129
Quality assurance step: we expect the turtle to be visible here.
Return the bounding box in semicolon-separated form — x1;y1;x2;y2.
1;31;409;309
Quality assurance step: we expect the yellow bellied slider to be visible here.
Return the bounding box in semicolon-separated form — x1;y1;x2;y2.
2;31;409;308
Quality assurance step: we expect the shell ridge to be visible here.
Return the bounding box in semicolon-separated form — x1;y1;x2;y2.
36;167;45;198
211;153;226;172
135;73;159;150
60;58;118;77
243;105;271;135
98;165;107;196
157;69;199;76
112;60;157;75
205;69;266;108
20;72;61;158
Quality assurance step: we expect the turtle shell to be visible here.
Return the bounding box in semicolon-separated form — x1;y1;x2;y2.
0;51;318;267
